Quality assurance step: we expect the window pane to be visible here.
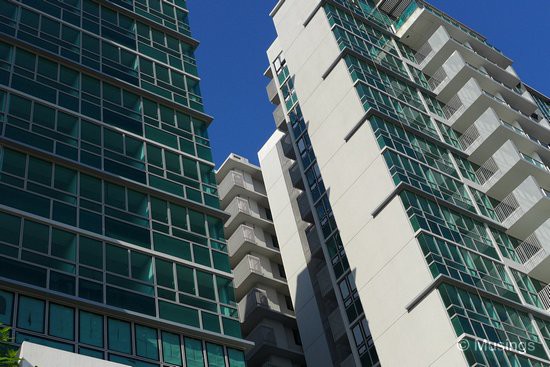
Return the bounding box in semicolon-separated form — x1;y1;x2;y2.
0;211;21;246
49;303;74;340
206;343;225;367
135;324;158;360
227;348;245;367
106;245;129;276
79;236;103;269
51;229;76;261
196;271;215;300
79;311;103;347
161;331;182;366
176;264;195;295
185;338;204;367
131;251;153;283
108;318;132;354
17;296;45;332
156;259;174;289
22;220;49;253
0;290;14;325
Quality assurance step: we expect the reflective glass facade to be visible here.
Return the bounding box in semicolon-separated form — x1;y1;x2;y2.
0;0;247;365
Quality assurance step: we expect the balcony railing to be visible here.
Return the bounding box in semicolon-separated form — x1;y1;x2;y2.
539;285;550;310
494;192;522;224
515;233;547;269
458;123;481;151
474;157;500;186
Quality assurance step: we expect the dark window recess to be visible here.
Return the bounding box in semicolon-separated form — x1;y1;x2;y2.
265;208;273;221
285;296;294;311
292;329;302;346
277;264;286;279
271;235;279;249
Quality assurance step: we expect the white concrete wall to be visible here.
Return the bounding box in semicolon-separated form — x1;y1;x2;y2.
19;342;129;367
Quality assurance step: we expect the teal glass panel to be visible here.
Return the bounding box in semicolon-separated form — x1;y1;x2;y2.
202;313;220;334
22;220;49;253
79;236;103;269
106;244;129;276
158;301;199;328
79;311;103;347
0;211;21;245
51;229;76;261
184;338;204;367
206;343;225;367
108;318;132;354
227;348;245;367
49;303;74;340
135;324;159;360
176;264;195;294
196;271;215;300
17;296;45;332
161;331;182;366
0;290;14;325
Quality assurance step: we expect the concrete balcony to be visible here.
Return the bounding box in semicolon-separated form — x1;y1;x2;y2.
246;325;304;366
266;78;280;105
238;288;296;335
459;108;550;164
218;170;269;208
507;225;550;284
227;224;281;267
296;192;314;224
399;12;513;73
493;176;550;238
471;140;550;199
446;78;541;132
273;104;287;132
233;255;288;300
429;52;537;116
224;197;275;237
288;162;304;191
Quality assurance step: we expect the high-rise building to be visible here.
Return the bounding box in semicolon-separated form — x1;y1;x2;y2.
216;153;305;367
259;0;550;366
0;0;250;366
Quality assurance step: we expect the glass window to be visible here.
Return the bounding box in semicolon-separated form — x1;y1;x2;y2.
185;338;204;367
131;252;153;283
79;311;103;347
79;236;103;269
161;331;182;366
158;301;199;328
135;324;158;360
0;290;14;325
0;211;21;246
17;296;45;332
28;157;52;186
156;259;174;289
108;318;132;354
176;265;195;294
22;220;49;253
51;229;76;261
206;343;225;367
80;174;102;202
193;245;210;267
49;303;74;340
106;245;129;276
105;183;126;209
196;271;215;300
216;277;235;305
54;166;77;194
227;348;245;367
188;210;205;235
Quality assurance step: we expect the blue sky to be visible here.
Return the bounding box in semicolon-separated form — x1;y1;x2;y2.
187;0;550;167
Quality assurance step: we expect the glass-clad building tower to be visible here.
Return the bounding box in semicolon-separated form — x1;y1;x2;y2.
0;0;250;366
259;0;550;366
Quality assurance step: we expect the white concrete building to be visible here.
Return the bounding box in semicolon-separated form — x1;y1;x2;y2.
259;1;550;366
216;154;306;367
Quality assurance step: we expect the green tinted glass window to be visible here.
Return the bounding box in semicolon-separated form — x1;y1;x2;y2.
79;236;103;269
80;174;102;202
206;343;224;367
22;220;49;253
131;252;153;283
196;271;215;300
159;301;199;328
1;148;26;177
105;182;126;209
135;324;158;360
161;331;182;366
227;348;245;367
51;229;76;261
156;259;174;289
193;245;210;267
28;157;52;185
79;311;103;347
54;166;77;194
0;211;21;245
188;210;205;235
17;296;45;332
0;290;14;325
106;245;129;276
49;303;74;340
176;264;195;294
185;338;204;367
108;318;132;354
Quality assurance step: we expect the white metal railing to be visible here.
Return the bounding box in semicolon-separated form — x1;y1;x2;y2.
474;157;499;185
459;123;481;151
538;285;550;310
494;192;522;223
515;234;545;264
427;66;448;91
444;95;465;121
415;41;434;65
